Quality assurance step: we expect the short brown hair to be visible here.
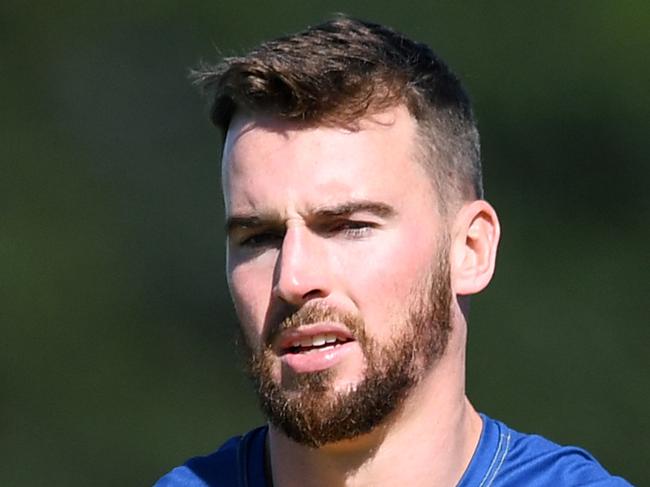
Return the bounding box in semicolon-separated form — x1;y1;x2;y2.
191;15;483;207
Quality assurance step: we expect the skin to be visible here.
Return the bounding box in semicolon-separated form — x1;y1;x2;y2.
222;105;501;487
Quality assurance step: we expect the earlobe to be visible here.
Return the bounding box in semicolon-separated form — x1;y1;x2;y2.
450;200;501;296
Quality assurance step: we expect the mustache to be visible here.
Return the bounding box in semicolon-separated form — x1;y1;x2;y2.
265;302;366;345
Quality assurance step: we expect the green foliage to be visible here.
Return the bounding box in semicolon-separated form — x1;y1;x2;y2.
2;1;647;485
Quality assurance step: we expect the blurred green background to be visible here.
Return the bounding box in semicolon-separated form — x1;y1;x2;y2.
2;1;648;485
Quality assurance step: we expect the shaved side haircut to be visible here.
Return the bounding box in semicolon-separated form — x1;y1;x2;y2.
192;15;483;211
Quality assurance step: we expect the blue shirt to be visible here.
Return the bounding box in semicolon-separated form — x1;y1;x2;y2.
154;414;632;486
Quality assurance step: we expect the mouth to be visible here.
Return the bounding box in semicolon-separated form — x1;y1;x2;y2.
284;333;354;355
274;324;358;373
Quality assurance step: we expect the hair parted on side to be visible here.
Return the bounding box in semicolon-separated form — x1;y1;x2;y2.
191;14;484;204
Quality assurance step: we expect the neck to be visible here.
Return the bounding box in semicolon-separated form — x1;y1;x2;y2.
267;336;482;487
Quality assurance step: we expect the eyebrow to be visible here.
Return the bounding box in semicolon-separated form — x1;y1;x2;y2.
226;200;396;233
311;200;395;219
226;215;269;234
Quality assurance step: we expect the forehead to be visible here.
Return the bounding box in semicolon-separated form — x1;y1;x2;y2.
221;107;435;215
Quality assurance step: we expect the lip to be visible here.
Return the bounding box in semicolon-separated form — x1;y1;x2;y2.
274;322;355;353
274;322;357;374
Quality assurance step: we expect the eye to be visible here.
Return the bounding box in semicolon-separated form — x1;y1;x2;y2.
236;231;283;248
329;220;375;239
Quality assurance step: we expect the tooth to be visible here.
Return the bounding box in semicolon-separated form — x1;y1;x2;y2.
300;337;312;347
325;334;336;344
312;335;326;346
291;340;301;348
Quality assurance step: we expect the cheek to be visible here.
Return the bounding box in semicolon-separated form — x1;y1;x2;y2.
340;226;438;337
353;267;419;340
229;261;275;341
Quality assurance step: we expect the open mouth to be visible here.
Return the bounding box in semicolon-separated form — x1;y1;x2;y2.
285;333;353;354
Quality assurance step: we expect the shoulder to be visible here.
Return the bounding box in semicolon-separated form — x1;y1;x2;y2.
153;436;240;487
486;417;632;486
153;427;267;487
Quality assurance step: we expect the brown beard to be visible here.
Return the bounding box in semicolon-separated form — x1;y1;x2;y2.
243;239;452;448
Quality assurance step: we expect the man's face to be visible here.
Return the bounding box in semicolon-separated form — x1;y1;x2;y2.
222;106;452;447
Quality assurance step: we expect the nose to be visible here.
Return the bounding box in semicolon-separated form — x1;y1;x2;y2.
272;225;330;306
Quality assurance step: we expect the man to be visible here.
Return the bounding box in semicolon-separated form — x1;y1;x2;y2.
156;16;631;487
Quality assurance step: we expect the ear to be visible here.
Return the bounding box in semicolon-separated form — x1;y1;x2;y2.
449;200;501;296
